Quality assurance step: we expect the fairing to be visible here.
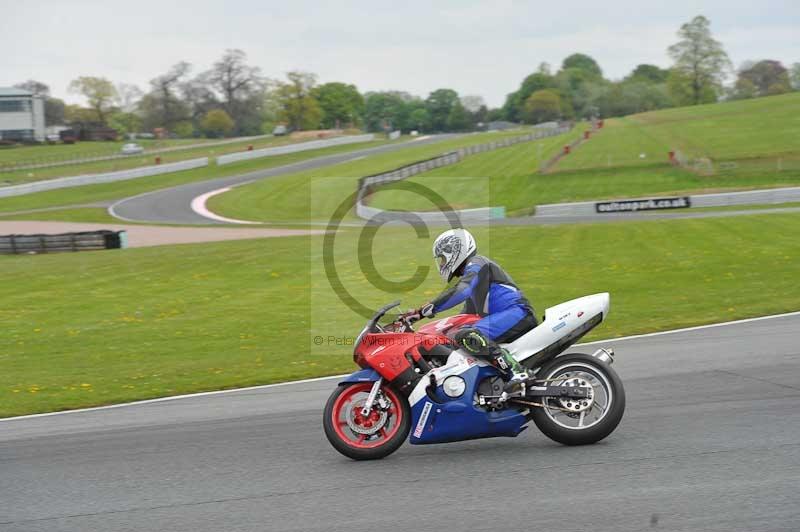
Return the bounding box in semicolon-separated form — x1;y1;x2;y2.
503;293;610;365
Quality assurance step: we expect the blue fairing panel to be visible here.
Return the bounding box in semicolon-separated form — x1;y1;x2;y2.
409;365;529;445
339;368;381;384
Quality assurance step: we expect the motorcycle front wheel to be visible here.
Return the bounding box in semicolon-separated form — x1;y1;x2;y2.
531;353;625;445
323;382;411;460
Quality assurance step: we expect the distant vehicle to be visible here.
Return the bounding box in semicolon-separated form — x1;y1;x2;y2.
45;134;61;143
273;125;288;136
59;129;77;144
120;143;144;155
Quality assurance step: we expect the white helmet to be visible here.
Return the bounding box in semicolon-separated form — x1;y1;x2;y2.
432;229;477;282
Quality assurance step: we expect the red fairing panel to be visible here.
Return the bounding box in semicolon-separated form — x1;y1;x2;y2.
355;332;452;381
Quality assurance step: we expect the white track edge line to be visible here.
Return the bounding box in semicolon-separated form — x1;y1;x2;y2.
189;187;261;224
3;310;799;422
577;309;800;345
0;374;347;422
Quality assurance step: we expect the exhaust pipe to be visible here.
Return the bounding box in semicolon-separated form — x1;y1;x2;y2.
591;347;614;365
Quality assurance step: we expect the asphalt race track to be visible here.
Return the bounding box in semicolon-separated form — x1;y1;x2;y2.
2;314;799;532
109;135;460;225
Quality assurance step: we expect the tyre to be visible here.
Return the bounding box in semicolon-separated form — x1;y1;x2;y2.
531;353;625;445
323;382;411;460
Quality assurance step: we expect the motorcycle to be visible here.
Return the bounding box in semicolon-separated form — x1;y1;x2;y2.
323;293;625;460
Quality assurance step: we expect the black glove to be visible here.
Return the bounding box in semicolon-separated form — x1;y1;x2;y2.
419;303;435;318
399;303;434;324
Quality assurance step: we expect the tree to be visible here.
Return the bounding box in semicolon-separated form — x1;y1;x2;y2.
202;49;264;134
201;109;234;137
141;62;193;131
425;88;460;131
114;83;143;113
667;68;716;105
108;111;142;137
730;77;758;100
627;64;670;83
561;53;603;78
63;104;97;125
44;98;65;125
667;15;732;105
14;80;66;125
522;90;562;123
502;63;556;121
446;102;471;131
14;80;50;97
68;76;117;125
275;71;322;131
312;82;364;129
181;78;217;133
555;68;596;118
791;63;800;91
363;91;414;132
736;60;791;97
407;107;432;132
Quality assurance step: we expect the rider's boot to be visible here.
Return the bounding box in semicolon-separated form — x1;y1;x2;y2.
453;328;528;397
490;347;528;395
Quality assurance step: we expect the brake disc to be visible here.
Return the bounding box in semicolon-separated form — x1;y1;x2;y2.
345;398;388;435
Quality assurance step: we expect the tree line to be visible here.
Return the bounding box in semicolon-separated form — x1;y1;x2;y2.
14;15;800;139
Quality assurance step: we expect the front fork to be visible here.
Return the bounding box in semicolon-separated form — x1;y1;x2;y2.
361;377;384;416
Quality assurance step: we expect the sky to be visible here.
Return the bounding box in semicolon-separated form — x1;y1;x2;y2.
2;0;798;108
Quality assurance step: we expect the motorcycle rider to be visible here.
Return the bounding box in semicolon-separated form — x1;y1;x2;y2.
404;228;538;391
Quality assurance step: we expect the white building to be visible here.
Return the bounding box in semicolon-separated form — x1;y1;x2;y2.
0;87;46;142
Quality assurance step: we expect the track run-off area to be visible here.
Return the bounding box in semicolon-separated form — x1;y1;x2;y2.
2;313;798;532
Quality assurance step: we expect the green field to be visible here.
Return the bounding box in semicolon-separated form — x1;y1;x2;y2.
369;93;800;214
207;129;568;222
2;211;800;417
0;138;395;215
0;134;382;186
557;92;800;170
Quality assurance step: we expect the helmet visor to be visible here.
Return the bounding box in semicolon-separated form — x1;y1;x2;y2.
436;254;447;270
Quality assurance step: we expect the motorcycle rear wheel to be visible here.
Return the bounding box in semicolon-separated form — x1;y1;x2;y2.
323;382;411;460
531;353;625;445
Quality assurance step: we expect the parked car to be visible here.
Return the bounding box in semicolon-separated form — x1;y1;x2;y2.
272;125;288;136
120;143;144;155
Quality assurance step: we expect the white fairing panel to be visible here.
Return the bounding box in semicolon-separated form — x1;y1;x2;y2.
502;293;610;363
407;351;489;407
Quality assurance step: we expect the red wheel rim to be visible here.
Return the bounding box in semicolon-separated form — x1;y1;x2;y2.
331;383;404;449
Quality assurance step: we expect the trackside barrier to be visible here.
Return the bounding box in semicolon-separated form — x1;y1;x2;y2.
216;134;375;165
535;186;800;217
0;230;127;254
0;157;209;198
355;126;572;223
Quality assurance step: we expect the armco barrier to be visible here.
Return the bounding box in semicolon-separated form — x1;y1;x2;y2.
355;126;571;223
689;186;800;207
0;230;127;254
217;134;375;165
535;186;800;217
0;157;209;198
